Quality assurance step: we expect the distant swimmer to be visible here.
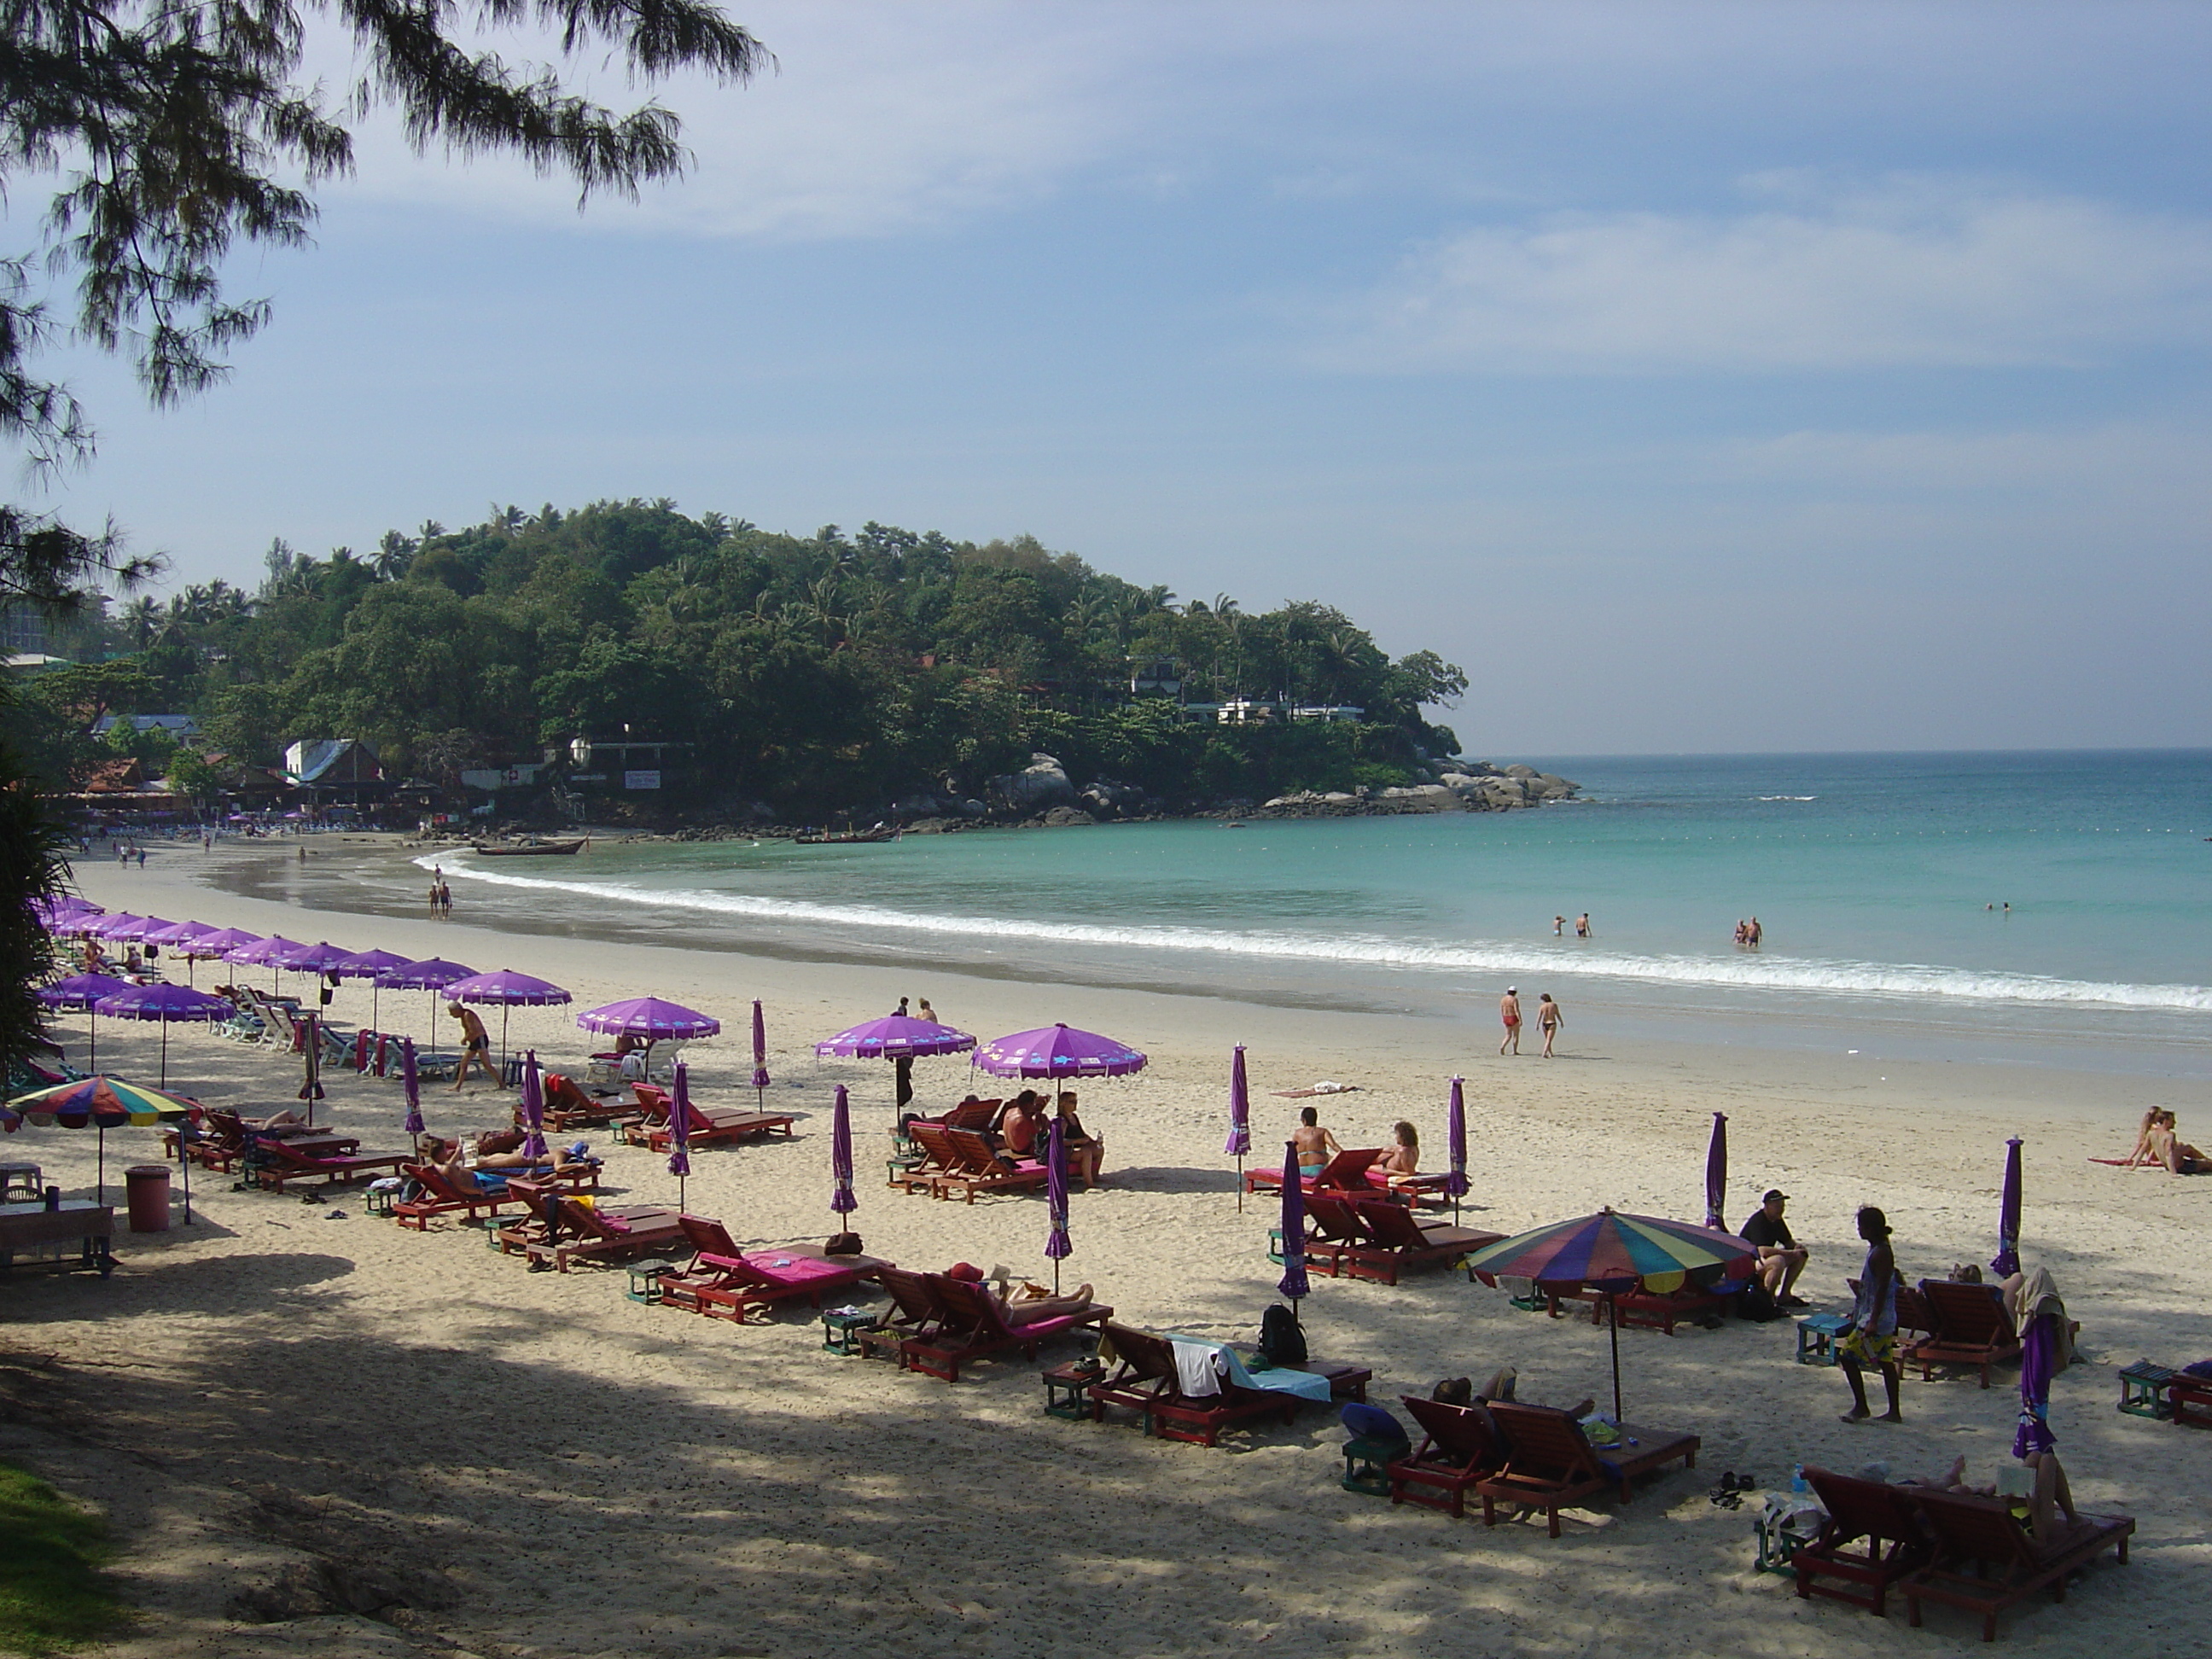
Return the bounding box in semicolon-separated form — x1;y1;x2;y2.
1499;987;1522;1056
1748;916;1762;947
1554;915;1565;936
1576;912;1592;939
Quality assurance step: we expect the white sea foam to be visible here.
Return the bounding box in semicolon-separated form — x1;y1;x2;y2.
1755;795;1818;801
421;853;2212;1015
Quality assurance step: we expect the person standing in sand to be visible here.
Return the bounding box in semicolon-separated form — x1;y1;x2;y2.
1536;993;1563;1057
917;998;937;1024
1498;987;1522;1055
1838;1205;1903;1423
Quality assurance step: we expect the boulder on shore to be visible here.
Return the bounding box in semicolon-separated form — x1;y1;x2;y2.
985;753;1075;815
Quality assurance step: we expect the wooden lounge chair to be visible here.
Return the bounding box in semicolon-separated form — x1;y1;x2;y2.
657;1215;891;1321
1906;1280;2023;1388
1901;1488;2132;1642
1476;1401;1701;1538
1298;1193;1371;1278
535;1072;634;1132
1337;1201;1501;1285
1242;1147;1382;1196
1085;1324;1295;1444
895;1123;969;1195
900;1274;1113;1382
860;1265;955;1359
250;1136;409;1192
1608;1284;1730;1335
1795;1466;1934;1616
1388;1395;1507;1518
523;1196;685;1272
624;1087;794;1151
391;1162;535;1231
931;1127;1050;1204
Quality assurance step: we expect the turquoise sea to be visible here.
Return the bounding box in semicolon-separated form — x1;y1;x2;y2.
416;751;2212;1078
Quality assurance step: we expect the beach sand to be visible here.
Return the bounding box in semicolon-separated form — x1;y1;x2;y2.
6;836;2207;1657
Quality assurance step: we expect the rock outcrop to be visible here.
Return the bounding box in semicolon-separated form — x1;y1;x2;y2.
985;753;1076;815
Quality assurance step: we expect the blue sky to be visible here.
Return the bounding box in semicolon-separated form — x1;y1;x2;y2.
23;2;2212;752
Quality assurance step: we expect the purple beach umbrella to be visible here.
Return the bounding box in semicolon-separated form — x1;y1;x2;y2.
375;957;478;1058
830;1085;856;1219
92;982;234;1087
37;974;133;1070
2014;1287;2061;1460
975;1023;1146;1080
272;940;354;975
226;934;306;997
579;997;719;1079
668;1059;693;1208
334;948;412;1032
1447;1076;1470;1223
446;969;571;1073
1704;1111;1729;1232
751;999;771;1105
401;1036;424;1147
1278;1139;1310;1307
186;927;261;960
1993;1136;2023;1279
89;912;148;940
1045;1115;1072;1295
520;1051;547;1161
1225;1045;1251;1210
143;920;214;982
816;1015;975;1115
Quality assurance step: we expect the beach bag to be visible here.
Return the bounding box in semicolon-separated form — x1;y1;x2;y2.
1259;1303;1307;1366
1734;1282;1781;1324
825;1232;863;1257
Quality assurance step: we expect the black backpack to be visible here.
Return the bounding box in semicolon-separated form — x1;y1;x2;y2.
1258;1303;1307;1365
1734;1281;1781;1324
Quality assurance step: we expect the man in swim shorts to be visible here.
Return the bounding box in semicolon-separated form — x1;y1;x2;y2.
1498;987;1522;1055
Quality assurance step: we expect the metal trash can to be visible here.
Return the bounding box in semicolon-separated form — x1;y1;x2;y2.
125;1163;172;1232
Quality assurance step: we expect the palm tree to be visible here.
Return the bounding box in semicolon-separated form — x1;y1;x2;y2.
372;531;416;581
120;594;162;648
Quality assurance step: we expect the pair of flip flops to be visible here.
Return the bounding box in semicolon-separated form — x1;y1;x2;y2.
1708;1471;1758;1509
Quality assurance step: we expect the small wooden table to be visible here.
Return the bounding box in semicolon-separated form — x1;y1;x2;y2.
1041;1360;1102;1419
0;1202;114;1277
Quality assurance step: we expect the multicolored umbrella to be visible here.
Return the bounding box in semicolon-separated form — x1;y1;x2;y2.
1464;1209;1758;1422
974;1023;1146;1079
91;982;235;1086
3;1075;204;1208
1993;1136;2023;1278
1045;1115;1072;1294
667;1059;692;1209
1446;1076;1470;1222
750;999;771;1104
1278;1138;1309;1307
445;969;570;1071
1703;1111;1729;1232
830;1084;856;1220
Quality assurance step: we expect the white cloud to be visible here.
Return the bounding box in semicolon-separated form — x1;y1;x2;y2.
1321;180;2212;372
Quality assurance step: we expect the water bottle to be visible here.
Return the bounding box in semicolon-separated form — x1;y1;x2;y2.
1790;1463;1809;1495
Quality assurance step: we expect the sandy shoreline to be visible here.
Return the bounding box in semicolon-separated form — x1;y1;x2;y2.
4;836;2207;1656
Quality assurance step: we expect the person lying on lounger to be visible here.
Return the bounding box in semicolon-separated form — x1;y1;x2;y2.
423;1135;597;1177
950;1262;1097;1326
1901;1452;2087;1545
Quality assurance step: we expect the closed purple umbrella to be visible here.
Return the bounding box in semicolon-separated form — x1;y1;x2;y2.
1278;1138;1309;1306
2014;1284;2062;1459
751;999;771;1105
1704;1111;1729;1232
1225;1044;1251;1179
400;1036;424;1147
668;1059;692;1209
92;982;233;1087
37;974;132;1071
520;1050;547;1161
1447;1075;1470;1224
1993;1136;2023;1278
830;1084;856;1220
1045;1115;1072;1295
444;968;569;1073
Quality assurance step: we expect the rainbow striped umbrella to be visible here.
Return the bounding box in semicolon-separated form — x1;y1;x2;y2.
3;1076;206;1209
1464;1208;1755;1422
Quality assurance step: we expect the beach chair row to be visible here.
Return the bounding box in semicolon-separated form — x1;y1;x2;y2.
892;1122;1053;1203
1301;1192;1501;1284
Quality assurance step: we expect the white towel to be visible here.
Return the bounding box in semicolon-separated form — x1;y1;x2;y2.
1170;1339;1224;1399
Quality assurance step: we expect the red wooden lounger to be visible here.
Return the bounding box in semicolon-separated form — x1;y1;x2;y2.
859;1266;955;1360
899;1274;1113;1382
534;1072;637;1132
1085;1324;1295;1444
522;1197;685;1272
1795;1466;1934;1617
1901;1488;2132;1642
392;1162;535;1230
898;1124;969;1196
1242;1147;1382;1196
1476;1401;1701;1538
631;1091;795;1152
1338;1201;1501;1285
1906;1281;2023;1388
931;1127;1050;1203
1388;1395;1506;1518
1297;1193;1371;1278
251;1136;409;1191
655;1214;890;1320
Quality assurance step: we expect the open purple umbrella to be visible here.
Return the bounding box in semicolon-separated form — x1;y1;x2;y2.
668;1059;692;1209
1447;1076;1470;1223
1278;1138;1310;1309
225;934;306;997
141;920;214;982
334;948;412;1032
751;999;771;1105
1993;1136;2023;1278
37;974;133;1071
1704;1111;1729;1232
400;1036;424;1149
375;957;477;1057
975;1023;1146;1079
1045;1115;1072;1294
579;997;719;1077
815;1016;975;1114
32;897;99;929
92;982;233;1087
520;1051;547;1161
88;912;148;940
186;927;261;961
445;969;570;1072
272;940;353;975
1225;1045;1251;1210
830;1085;856;1220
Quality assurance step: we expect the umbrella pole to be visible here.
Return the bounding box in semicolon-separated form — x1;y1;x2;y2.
1609;1294;1623;1424
1236;1155;1243;1213
179;1138;192;1223
96;1126;104;1208
500;1006;511;1079
88;1008;96;1072
160;1022;169;1088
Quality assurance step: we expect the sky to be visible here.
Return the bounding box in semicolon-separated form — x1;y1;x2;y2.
18;1;2212;753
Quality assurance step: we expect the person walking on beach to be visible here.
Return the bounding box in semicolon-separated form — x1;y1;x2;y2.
448;1004;502;1091
1838;1205;1904;1423
1498;987;1522;1055
1536;993;1563;1057
437;881;452;916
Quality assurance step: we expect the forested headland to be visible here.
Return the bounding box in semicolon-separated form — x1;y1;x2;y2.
15;501;1479;821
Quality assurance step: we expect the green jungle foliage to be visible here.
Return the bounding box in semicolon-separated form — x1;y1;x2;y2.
0;1462;125;1653
17;504;1467;813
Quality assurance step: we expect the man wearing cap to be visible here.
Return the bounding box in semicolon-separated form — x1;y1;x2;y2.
1498;987;1522;1055
1740;1190;1809;1308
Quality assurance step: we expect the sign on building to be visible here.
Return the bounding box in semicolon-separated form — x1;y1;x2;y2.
623;770;662;790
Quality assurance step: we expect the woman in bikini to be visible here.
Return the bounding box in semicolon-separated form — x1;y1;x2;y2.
1291;1105;1342;1182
